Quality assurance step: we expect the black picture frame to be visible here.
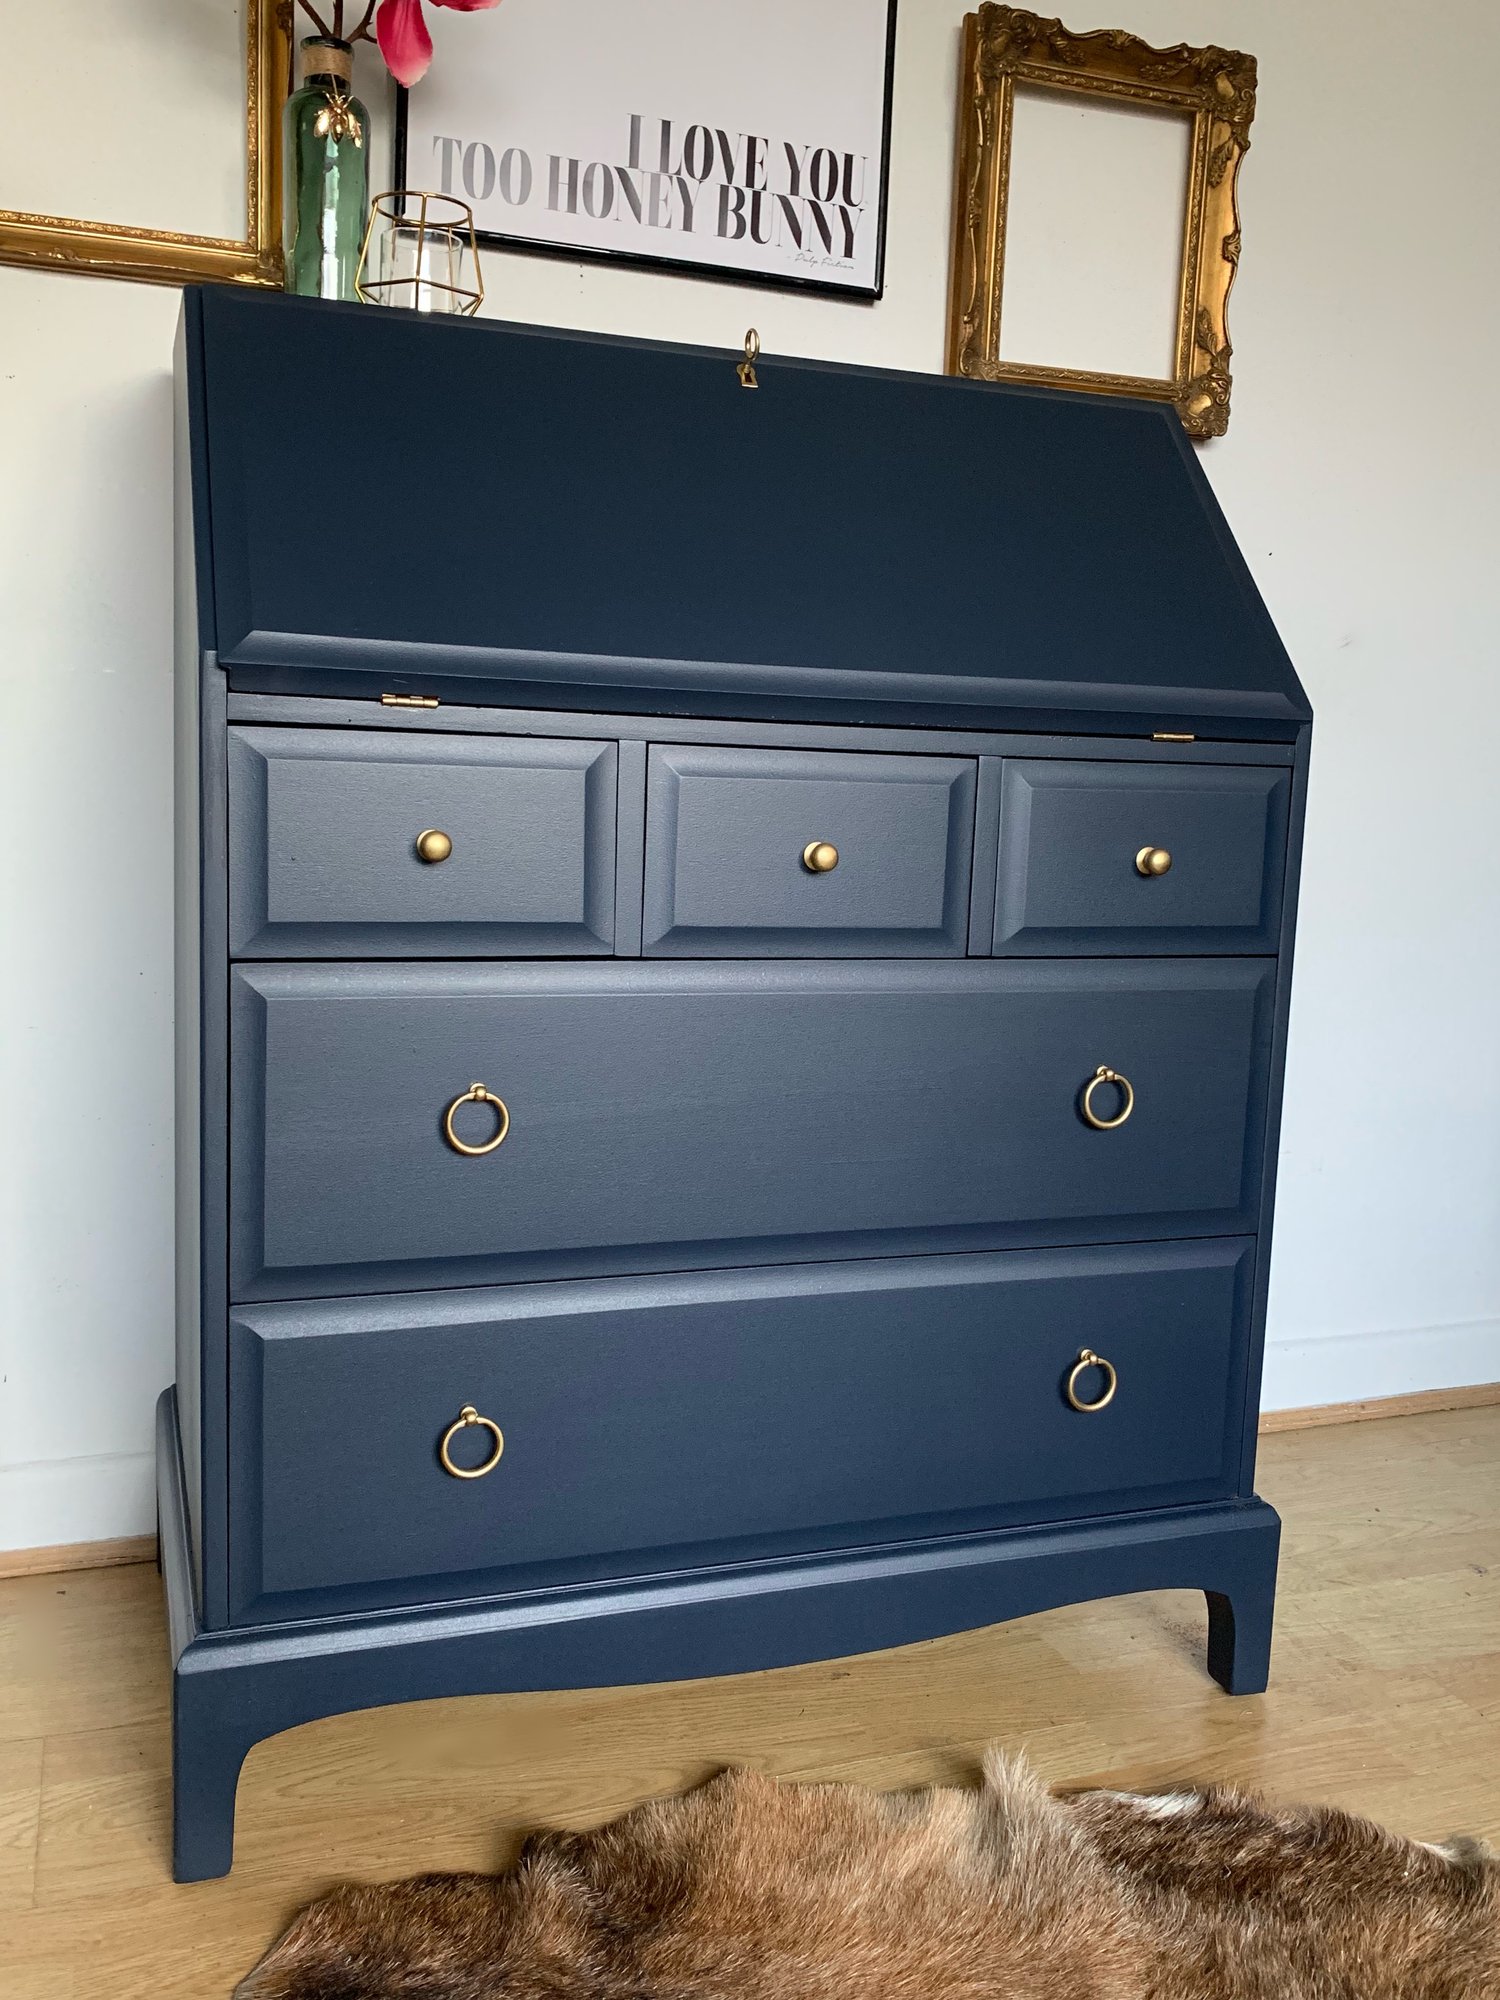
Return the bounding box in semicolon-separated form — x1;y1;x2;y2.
394;1;898;301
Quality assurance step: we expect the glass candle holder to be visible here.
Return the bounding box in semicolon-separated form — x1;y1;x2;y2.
355;192;484;315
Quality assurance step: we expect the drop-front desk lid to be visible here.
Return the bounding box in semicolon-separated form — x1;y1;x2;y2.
180;287;1309;740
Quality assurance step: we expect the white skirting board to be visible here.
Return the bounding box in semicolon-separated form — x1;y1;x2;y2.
1259;1317;1500;1414
0;1450;157;1554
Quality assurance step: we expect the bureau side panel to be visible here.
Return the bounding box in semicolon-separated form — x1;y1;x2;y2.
1237;721;1313;1492
174;303;231;1628
172;310;204;1607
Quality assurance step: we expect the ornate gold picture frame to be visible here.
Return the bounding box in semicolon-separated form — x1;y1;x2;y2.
0;0;287;288
947;6;1256;438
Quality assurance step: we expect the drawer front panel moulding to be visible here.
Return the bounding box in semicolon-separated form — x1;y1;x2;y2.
229;727;619;956
229;1240;1255;1624
993;759;1291;954
642;743;977;957
228;957;1275;1300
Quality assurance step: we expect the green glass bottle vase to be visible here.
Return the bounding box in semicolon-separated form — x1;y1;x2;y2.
283;37;369;300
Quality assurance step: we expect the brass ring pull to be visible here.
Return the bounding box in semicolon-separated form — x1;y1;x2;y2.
439;1404;504;1478
1065;1349;1118;1413
738;326;760;388
416;828;453;863
443;1082;510;1156
802;840;839;873
1135;845;1172;877
1080;1065;1134;1131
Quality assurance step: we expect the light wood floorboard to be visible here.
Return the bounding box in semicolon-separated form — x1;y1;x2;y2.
0;1538;157;1584
0;1406;1496;1997
1257;1380;1500;1432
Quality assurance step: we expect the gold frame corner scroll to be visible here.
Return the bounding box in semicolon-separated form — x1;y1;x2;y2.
946;4;1256;439
0;0;288;289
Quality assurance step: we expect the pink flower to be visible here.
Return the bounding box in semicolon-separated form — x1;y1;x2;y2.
376;0;502;89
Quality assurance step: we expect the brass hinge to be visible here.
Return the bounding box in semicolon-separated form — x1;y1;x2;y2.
1152;732;1195;742
381;693;439;709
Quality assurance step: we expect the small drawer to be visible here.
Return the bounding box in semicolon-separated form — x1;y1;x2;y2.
993;759;1291;954
643;744;975;955
228;726;617;956
227;1239;1254;1622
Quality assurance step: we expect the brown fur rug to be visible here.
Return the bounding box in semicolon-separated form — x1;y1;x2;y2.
237;1753;1499;1999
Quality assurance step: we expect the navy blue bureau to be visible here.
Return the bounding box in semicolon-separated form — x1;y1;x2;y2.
163;287;1311;1880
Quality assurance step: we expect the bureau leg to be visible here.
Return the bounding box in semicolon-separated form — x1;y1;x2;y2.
170;1683;255;1883
1205;1583;1274;1696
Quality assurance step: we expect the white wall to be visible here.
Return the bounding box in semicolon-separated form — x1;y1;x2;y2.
2;0;1497;1551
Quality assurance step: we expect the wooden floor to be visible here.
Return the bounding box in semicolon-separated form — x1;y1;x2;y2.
3;1406;1497;1997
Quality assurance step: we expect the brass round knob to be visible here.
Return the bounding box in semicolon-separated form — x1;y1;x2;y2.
1080;1065;1134;1131
442;1083;510;1156
1135;846;1172;877
1065;1349;1118;1413
802;841;839;873
416;828;453;864
439;1404;504;1478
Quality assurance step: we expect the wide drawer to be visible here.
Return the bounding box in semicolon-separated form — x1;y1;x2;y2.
229;960;1274;1299
228;726;617;956
643;744;976;955
993;760;1291;954
227;1239;1255;1623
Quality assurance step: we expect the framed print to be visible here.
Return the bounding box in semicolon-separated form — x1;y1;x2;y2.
947;5;1256;437
395;0;898;298
0;0;285;288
